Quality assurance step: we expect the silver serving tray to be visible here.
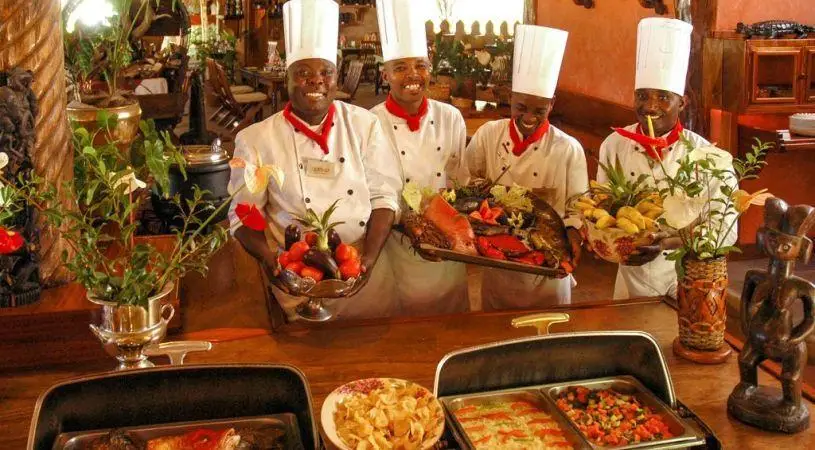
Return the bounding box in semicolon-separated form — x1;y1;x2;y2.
52;414;303;450
441;388;590;449
541;376;706;450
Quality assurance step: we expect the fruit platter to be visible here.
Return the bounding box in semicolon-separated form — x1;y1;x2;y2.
271;200;364;299
400;180;573;278
570;160;664;264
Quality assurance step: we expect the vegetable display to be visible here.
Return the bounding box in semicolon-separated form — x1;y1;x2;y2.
555;386;674;447
278;200;362;284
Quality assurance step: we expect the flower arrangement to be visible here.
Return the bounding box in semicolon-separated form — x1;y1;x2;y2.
657;138;772;274
0;118;281;307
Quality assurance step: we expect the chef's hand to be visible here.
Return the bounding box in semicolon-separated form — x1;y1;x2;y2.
565;227;583;267
624;233;683;267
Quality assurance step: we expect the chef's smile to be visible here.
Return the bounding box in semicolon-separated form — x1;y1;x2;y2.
384;57;431;108
510;92;554;138
287;58;338;123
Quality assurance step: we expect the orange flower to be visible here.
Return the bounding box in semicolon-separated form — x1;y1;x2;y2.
732;189;773;213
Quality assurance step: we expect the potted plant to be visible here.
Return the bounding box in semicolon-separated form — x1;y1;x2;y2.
1;119;281;367
62;0;172;152
657;138;773;364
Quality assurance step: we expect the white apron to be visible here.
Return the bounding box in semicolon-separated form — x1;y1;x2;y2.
228;101;403;319
465;119;588;309
371;99;469;315
598;124;738;300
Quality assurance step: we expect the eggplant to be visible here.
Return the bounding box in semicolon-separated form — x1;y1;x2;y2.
303;248;341;279
284;224;301;250
328;229;342;250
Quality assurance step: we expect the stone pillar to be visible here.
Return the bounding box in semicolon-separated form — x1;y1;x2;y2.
0;0;73;285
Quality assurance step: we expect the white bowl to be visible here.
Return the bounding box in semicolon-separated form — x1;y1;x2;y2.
321;378;445;450
790;113;815;137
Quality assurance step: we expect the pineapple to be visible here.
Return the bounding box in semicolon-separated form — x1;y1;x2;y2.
294;199;344;252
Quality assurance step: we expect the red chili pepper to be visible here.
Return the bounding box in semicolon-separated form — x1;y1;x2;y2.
533;428;564;437
528;418;557;425
497;429;527;438
480;412;512;420
455;405;477;416
510;401;536;410
472;435;492;444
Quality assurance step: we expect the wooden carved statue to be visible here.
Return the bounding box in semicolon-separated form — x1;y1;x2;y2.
728;197;815;433
0;68;42;307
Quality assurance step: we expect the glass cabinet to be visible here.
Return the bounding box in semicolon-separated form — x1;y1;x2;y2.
807;47;815;103
750;48;800;104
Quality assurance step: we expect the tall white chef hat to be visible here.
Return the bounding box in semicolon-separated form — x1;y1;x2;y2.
635;18;693;96
284;0;339;68
512;25;568;99
376;0;428;62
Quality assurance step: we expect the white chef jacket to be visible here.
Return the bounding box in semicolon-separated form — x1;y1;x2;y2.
227;101;403;320
465;119;589;310
371;99;469;315
598;124;738;300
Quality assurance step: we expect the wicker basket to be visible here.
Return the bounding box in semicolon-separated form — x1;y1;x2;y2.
677;257;729;351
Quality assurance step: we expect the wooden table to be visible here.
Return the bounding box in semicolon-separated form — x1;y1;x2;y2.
240;68;286;114
2;299;814;449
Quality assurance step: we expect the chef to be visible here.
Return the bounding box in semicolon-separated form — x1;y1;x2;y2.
227;0;403;320
598;18;737;299
370;0;469;315
465;25;587;309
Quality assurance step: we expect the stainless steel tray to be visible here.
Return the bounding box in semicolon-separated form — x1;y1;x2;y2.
52;414;304;450
441;388;589;449
541;376;706;450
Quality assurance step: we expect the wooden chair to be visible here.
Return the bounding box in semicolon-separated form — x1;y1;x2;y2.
206;59;269;136
335;60;363;102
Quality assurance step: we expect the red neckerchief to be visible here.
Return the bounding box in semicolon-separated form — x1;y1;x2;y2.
509;119;550;156
384;95;428;132
283;102;336;154
612;121;684;161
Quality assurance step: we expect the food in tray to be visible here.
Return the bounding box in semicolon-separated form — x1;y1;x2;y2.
555;386;674;447
83;426;285;450
400;181;571;272
452;399;573;449
278;199;362;283
333;379;445;450
569;158;663;264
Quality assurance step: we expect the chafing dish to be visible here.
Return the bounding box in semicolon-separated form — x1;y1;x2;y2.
53;414;302;450
434;331;719;449
28;364;320;450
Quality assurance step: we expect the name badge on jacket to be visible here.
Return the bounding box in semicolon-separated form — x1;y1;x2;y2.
304;158;338;178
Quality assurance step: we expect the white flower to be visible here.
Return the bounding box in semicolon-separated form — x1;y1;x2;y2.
475;50;491;66
0;152;8;170
111;169;146;195
687;145;733;170
229;146;285;194
663;192;706;230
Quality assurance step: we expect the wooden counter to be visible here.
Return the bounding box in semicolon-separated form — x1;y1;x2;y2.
2;299;814;449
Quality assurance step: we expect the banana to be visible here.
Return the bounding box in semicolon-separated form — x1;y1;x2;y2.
578;196;596;206
574;201;595;211
617;206;640;219
596;215;617;230
643;216;658;231
590;180;608;190
636;200;657;214
592;208;611;220
617;217;641;234
644;207;664;219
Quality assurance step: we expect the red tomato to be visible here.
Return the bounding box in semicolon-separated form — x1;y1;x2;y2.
339;259;362;280
334;243;359;263
300;265;324;282
285;261;306;274
304;232;318;246
278;251;291;268
288;241;310;262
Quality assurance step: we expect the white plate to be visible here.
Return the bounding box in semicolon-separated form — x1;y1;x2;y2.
320;378;445;450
